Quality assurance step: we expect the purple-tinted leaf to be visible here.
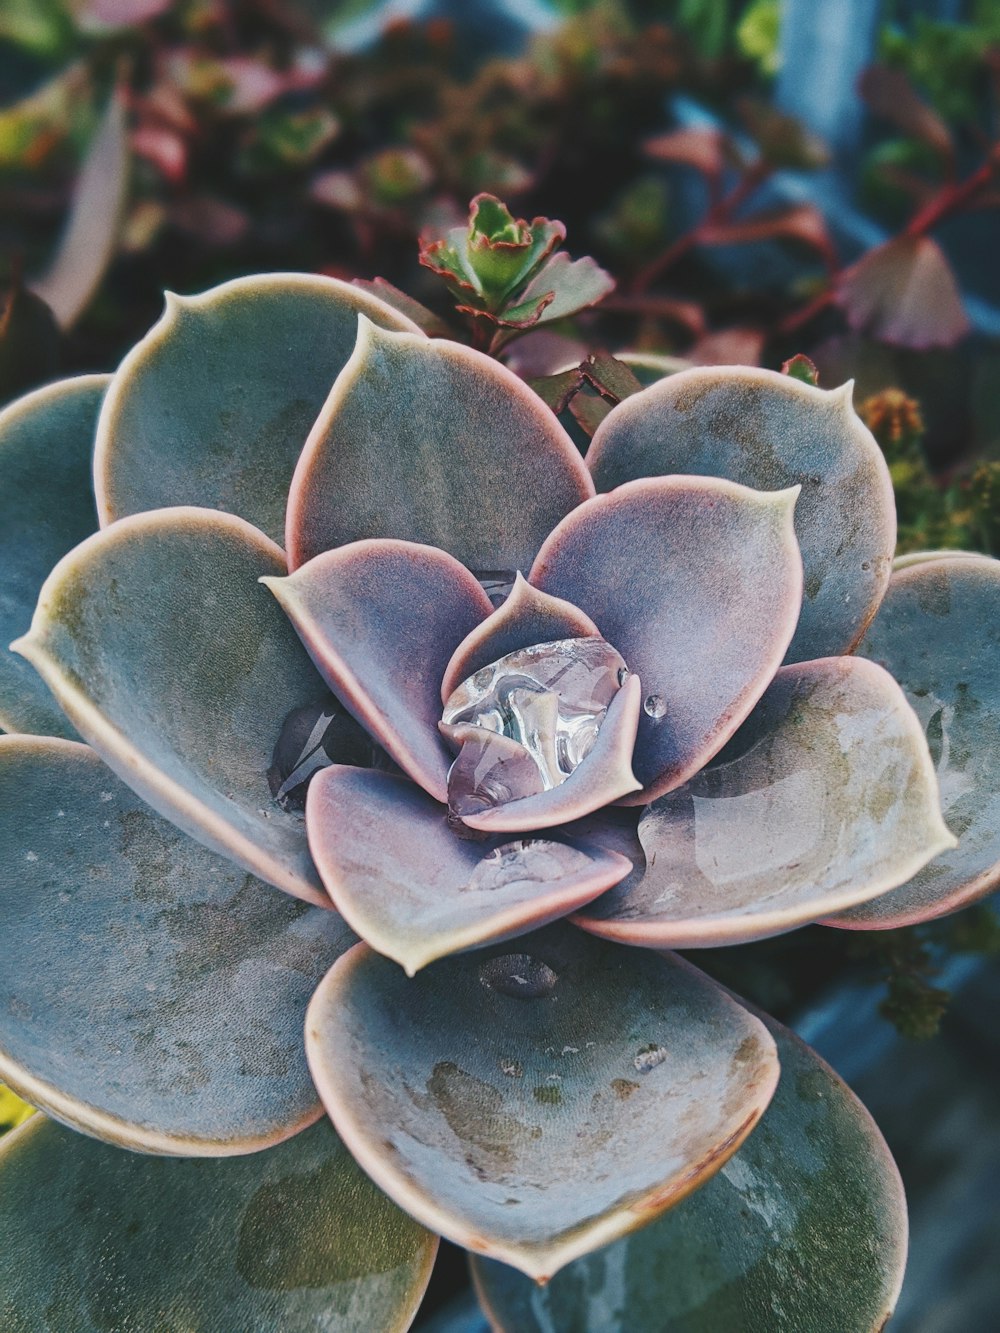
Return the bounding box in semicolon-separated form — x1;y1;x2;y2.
574;657;953;948
263;539;492;804
530;478;803;803
305;765;631;973
858;64;953;161
457;674;643;831
285;319;594;571
441;574;599;702
306;926;779;1280
586;367;896;663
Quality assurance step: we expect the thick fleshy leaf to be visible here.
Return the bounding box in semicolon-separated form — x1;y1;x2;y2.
0;1115;436;1331
306;926;779;1281
506;251;615;328
12;508;332;906
305;766;631;973
285;318;594;571
32;87;129;331
828;554;1000;929
530;477;803;803
472;1009;907;1332
0;374;107;739
264;540;491;804
440;573;600;703
574;657;954;948
94;274;421;545
585;366;895;663
0;736;356;1154
458;673;643;831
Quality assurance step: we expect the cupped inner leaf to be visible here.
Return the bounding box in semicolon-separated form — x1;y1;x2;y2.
305;765;631;974
441;636;628;816
306;926;779;1281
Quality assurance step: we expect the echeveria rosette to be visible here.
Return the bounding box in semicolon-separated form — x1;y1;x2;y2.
0;273;995;1327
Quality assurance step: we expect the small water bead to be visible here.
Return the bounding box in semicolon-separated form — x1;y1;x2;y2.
634;1043;668;1073
479;953;559;999
442;636;628;817
466;839;592;893
644;693;667;720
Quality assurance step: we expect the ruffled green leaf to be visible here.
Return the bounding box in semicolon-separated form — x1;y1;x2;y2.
0;1115;436;1332
472;1010;906;1332
0;374;107;738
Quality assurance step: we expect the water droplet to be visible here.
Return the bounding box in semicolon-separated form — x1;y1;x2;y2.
644;694;667;719
479;953;559;1000
617;666;630;685
634;1043;668;1072
24;851;38;863
499;1058;523;1078
467;839;591;893
443;636;628;816
268;695;394;812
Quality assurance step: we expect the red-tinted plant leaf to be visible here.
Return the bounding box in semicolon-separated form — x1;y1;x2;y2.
858;65;953;162
31;87;129;331
781;353;819;385
643;127;727;184
351;278;453;339
581;353;643;404
700;205;837;269
836;235;969;349
688;327;766;366
569;391;614;437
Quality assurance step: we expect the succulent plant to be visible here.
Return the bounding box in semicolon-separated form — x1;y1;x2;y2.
1;271;998;1330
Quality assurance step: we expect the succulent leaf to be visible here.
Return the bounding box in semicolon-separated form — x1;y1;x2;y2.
94;274;421;546
12;508;332;906
829;554;1000;928
284;318;594;572
574;657;955;947
440;573;600;704
0;374;107;739
0;1115;436;1331
0;736;355;1154
263;539;493;804
530;477;803;804
305;926;779;1282
456;674;643;831
472;1008;907;1332
586;367;896;663
305;766;631;974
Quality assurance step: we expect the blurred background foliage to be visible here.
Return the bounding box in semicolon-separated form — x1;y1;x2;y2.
0;0;998;1053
